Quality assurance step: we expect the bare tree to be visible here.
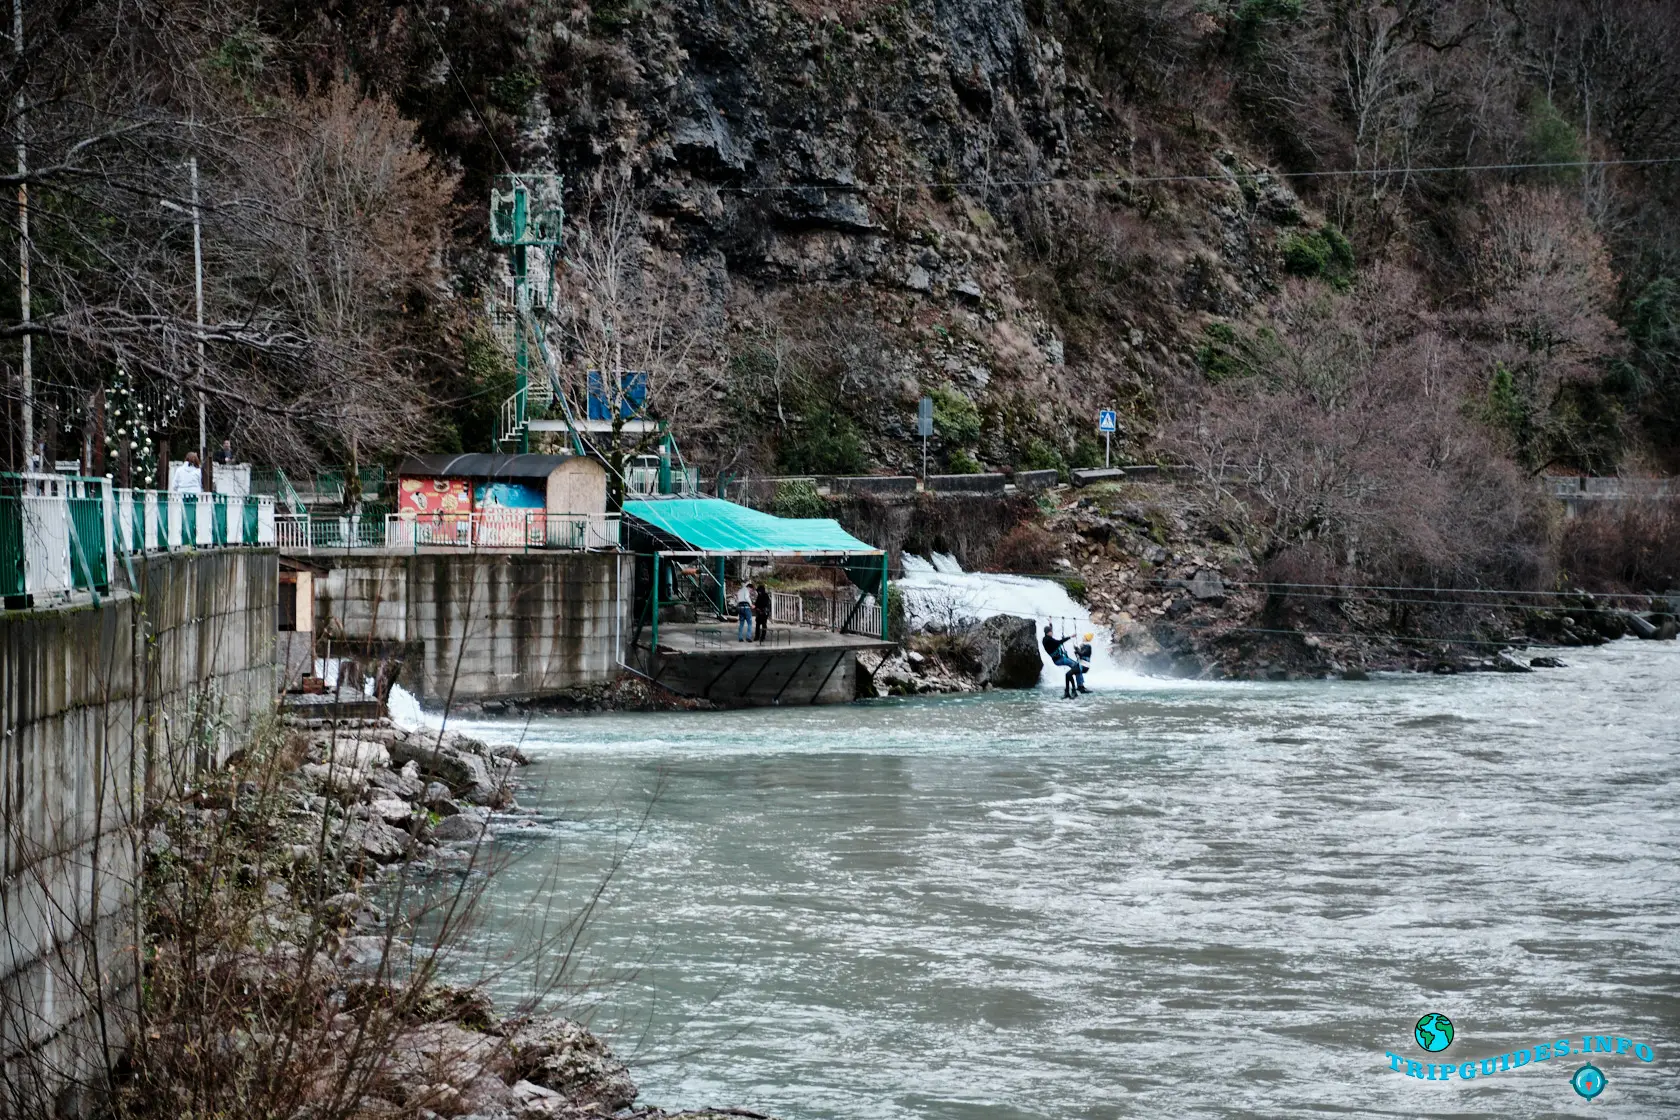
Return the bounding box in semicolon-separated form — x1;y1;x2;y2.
1165;268;1549;590
549;183;722;505
1465;183;1622;463
0;1;459;473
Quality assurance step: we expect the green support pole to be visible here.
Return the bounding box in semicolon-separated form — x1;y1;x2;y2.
513;246;529;454
880;551;890;641
651;551;661;652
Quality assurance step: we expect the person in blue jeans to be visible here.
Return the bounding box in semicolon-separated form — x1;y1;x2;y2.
736;582;754;641
1043;622;1088;697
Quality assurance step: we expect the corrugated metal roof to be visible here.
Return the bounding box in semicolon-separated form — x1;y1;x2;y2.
395;453;576;481
623;497;881;556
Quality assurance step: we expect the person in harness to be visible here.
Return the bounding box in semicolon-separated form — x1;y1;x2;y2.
1043;622;1090;698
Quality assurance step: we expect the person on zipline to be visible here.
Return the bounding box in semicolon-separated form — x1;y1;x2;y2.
1043;621;1089;697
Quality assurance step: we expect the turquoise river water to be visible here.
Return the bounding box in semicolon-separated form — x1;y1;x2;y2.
432;641;1678;1119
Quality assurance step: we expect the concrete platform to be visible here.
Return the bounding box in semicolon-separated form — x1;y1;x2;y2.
636;622;894;706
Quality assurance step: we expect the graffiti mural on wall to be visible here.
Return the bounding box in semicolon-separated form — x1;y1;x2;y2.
473;481;546;547
398;477;472;517
473;482;545;510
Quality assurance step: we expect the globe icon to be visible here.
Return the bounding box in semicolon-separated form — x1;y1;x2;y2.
1571;1064;1606;1100
1414;1013;1454;1052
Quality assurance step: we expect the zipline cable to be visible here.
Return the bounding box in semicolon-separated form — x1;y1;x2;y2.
1125;576;1671;602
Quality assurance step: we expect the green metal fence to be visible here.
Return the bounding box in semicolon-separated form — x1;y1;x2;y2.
0;473;277;606
67;487;109;592
0;497;25;601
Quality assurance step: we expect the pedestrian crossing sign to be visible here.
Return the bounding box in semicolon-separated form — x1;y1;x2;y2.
1098;410;1118;433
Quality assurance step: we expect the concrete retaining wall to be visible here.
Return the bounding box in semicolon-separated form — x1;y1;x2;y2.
311;551;628;706
0;549;277;1114
1013;469;1060;491
637;644;863;706
831;476;917;495
927;473;1007;493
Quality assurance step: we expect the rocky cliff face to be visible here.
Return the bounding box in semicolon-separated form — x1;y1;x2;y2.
500;0;1295;473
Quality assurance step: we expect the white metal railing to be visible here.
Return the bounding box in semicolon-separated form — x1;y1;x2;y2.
275;514;310;550
625;464;700;497
2;473;274;605
767;588;882;637
273;511;621;553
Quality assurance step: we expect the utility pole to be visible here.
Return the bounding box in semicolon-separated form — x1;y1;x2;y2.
190;155;207;490
14;0;32;470
916;396;932;487
159;156;207;487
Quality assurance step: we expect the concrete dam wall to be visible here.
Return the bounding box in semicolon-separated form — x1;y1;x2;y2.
310;551;628;707
0;549;277;1114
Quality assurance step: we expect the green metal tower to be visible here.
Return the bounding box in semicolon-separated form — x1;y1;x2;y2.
489;174;564;452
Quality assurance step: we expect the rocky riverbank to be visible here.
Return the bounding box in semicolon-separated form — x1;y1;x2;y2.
441;674;719;719
1039;480;1678;680
122;714;772;1120
866;614;1044;697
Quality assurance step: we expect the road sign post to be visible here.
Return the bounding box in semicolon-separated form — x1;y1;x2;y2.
1098;409;1118;469
917;396;934;486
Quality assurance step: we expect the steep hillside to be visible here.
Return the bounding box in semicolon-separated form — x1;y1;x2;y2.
7;0;1680;593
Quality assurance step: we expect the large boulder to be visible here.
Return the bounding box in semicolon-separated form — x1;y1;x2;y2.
339;817;411;865
387;734;515;808
975;614;1042;688
501;1017;637;1113
1187;569;1226;604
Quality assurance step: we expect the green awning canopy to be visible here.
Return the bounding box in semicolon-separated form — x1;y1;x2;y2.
623;497;881;557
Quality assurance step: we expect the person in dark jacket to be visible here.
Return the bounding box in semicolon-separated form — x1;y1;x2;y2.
1043;621;1088;697
754;584;772;642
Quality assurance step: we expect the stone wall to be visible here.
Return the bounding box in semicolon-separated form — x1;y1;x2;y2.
311;552;628;707
0;549;277;1115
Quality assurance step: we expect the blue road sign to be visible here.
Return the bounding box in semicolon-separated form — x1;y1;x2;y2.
1098;409;1118;433
917;397;934;438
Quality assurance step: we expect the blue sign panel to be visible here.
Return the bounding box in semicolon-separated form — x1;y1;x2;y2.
587;370;650;420
1098;409;1118;433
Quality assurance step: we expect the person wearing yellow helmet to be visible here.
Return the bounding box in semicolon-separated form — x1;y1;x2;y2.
1043;621;1090;697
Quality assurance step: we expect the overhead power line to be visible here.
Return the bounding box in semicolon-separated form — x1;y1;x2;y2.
413;6;512;174
638;155;1680;195
1130;576;1671;605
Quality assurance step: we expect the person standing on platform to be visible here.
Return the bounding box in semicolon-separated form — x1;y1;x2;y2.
754;583;772;643
170;451;204;492
736;581;754;641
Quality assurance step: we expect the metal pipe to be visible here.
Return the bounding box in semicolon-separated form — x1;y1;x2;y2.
190;155;206;489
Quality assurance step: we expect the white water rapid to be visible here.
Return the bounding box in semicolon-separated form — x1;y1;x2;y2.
894;553;1139;690
386;684;437;730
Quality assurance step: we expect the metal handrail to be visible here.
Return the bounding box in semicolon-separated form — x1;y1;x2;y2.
271;511;622;553
767;587;881;637
2;477;275;605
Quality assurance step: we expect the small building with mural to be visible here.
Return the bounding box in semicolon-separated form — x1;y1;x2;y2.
393;453;611;549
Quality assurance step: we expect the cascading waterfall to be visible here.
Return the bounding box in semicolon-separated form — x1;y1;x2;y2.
895;553;1140;689
386;684;437;730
